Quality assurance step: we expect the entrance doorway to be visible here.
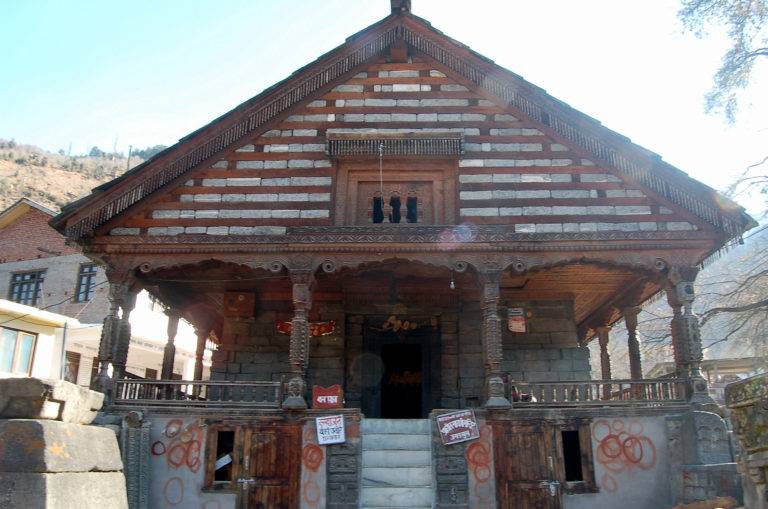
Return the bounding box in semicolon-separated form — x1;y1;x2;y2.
360;322;435;419
381;343;422;418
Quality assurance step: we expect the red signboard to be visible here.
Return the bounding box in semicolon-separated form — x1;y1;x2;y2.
436;410;480;445
276;320;336;337
312;385;343;409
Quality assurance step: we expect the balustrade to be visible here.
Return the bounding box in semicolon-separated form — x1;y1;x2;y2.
113;379;283;409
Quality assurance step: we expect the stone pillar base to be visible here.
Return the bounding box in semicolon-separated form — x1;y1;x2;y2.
484;376;511;409
0;472;128;509
282;376;308;409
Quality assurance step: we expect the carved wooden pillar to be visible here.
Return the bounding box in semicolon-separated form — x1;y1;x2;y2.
193;327;209;382
665;267;714;406
283;270;313;409
596;327;612;380
92;281;122;396
623;306;643;380
161;310;180;380
479;270;511;408
596;326;612;399
192;326;210;398
665;286;689;377
111;288;138;381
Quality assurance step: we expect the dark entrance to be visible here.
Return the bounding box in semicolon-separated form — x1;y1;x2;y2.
381;343;422;418
360;319;436;418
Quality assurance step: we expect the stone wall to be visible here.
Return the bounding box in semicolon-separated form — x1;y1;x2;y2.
501;300;591;382
211;303;346;388
210;311;291;383
0;378;128;509
212;298;587;405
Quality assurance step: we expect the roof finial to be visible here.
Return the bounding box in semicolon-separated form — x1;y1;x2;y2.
390;0;411;14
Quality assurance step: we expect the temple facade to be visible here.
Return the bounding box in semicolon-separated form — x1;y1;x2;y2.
52;2;754;508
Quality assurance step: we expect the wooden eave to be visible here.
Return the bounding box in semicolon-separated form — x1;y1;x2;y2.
51;10;755;246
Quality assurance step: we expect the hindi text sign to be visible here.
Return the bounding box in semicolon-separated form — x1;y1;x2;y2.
436;410;480;445
316;415;346;445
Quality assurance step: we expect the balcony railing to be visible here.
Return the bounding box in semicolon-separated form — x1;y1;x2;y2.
113;379;283;409
509;379;686;407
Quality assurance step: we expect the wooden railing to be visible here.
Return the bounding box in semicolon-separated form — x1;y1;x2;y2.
113;379;283;409
509;379;686;407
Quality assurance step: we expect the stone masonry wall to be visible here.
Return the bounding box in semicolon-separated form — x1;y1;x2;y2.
501;300;591;382
211;303;346;387
211;311;290;383
211;299;588;404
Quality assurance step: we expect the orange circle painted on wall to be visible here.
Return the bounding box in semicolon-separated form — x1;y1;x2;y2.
302;444;324;471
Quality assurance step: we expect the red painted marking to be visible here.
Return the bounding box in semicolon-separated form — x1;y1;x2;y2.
302;444;324;471
303;479;321;507
601;472;618;493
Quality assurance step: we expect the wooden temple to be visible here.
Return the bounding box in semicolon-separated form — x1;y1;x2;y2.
51;1;754;507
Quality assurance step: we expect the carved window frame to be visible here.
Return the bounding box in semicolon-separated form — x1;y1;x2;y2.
333;158;458;226
203;423;244;492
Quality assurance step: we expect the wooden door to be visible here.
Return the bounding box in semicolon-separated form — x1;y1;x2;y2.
242;425;301;509
494;422;562;509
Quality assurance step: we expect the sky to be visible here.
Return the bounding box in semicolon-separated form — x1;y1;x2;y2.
1;0;766;215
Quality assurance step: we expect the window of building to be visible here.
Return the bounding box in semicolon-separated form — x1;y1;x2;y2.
0;327;37;375
64;351;81;383
558;421;597;493
204;426;239;490
75;264;98;302
90;356;100;384
562;430;584;481
145;368;158;379
9;270;46;305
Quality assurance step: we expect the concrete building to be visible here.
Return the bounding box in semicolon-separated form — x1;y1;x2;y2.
0;298;77;380
0;198;208;385
49;1;753;507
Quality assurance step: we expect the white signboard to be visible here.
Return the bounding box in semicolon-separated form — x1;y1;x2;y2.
316;414;346;445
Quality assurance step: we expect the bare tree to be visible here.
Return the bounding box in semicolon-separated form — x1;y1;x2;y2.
679;0;768;123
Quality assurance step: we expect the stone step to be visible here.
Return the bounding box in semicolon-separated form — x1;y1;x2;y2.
361;418;431;434
362;433;431;451
361;486;433;507
362;449;432;468
362;466;432;487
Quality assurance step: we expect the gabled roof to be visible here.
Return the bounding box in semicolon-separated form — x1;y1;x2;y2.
0;198;56;229
51;6;755;241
